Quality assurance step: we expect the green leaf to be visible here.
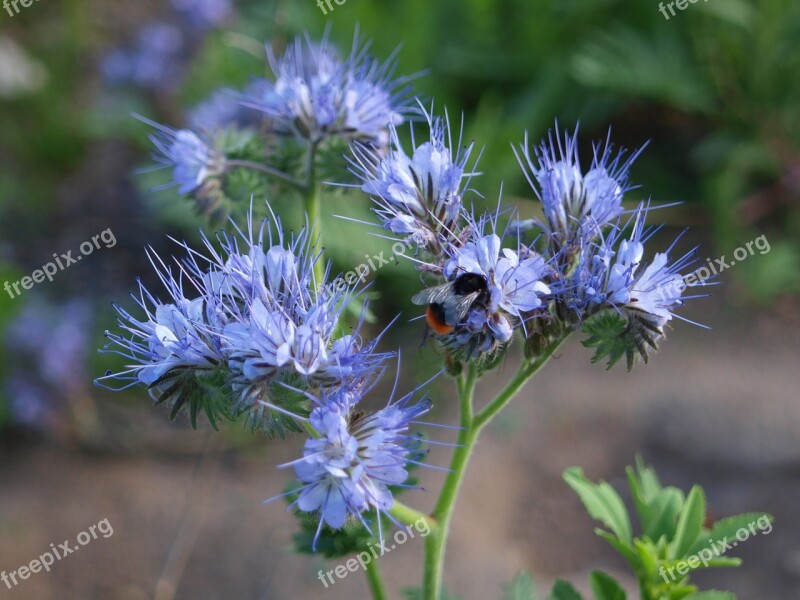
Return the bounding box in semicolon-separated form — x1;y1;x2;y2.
596;530;640;571
633;456;663;501
643;488;685;543
564;467;632;543
668;585;699;600
670;486;706;559
503;570;538;600
589;571;626;600
548;580;585;600
687;513;773;556
580;311;630;370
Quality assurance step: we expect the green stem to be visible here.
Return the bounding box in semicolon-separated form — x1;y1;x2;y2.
365;558;388;600
423;337;568;599
423;363;478;600
389;501;438;532
302;143;326;287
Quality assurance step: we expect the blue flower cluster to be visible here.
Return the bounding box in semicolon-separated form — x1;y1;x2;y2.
355;118;699;365
99;208;433;533
133;30;415;223
241;30;412;146
285;382;432;546
102;30;705;547
99;211;390;427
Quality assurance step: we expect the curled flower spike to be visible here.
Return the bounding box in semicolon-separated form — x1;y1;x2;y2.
350;107;480;258
97;204;392;432
569;205;703;368
515;123;644;252
277;374;435;549
242;30;413;146
137;115;226;195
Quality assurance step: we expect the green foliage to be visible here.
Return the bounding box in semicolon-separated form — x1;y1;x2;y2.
503;570;538;600
556;456;773;600
548;580;584;600
589;571;626;600
581;311;644;371
292;502;389;559
148;366;234;431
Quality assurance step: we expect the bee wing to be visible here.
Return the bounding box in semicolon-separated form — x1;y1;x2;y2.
411;283;453;306
440;292;480;325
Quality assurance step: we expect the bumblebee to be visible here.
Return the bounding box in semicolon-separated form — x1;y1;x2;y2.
411;272;491;335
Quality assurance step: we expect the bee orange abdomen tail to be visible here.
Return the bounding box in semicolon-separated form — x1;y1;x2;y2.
426;304;454;335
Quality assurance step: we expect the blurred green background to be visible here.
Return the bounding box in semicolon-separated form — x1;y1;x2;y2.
1;1;798;598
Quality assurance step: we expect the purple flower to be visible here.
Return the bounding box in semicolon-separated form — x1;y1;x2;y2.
138;116;226;194
350;108;478;256
100;23;186;92
285;383;431;546
515;124;644;250
242;31;412;145
567;206;700;365
442;223;551;355
188;88;257;132
98;207;391;430
171;0;233;30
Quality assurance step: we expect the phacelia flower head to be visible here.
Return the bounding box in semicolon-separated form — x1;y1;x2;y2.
515;124;644;252
98;205;391;432
284;379;432;547
97;249;227;424
567;205;700;367
415;209;552;358
242;30;412;146
138;116;226;195
350;108;479;257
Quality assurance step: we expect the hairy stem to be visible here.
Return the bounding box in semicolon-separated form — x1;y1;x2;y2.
423;337;568;599
365;557;388;600
302;143;326;287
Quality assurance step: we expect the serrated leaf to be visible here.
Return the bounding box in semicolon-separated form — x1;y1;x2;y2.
589;571;625;600
564;467;632;543
670;486;706;559
503;570;538;600
668;585;699;600
548;580;584;600
687;513;773;556
581;311;629;369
